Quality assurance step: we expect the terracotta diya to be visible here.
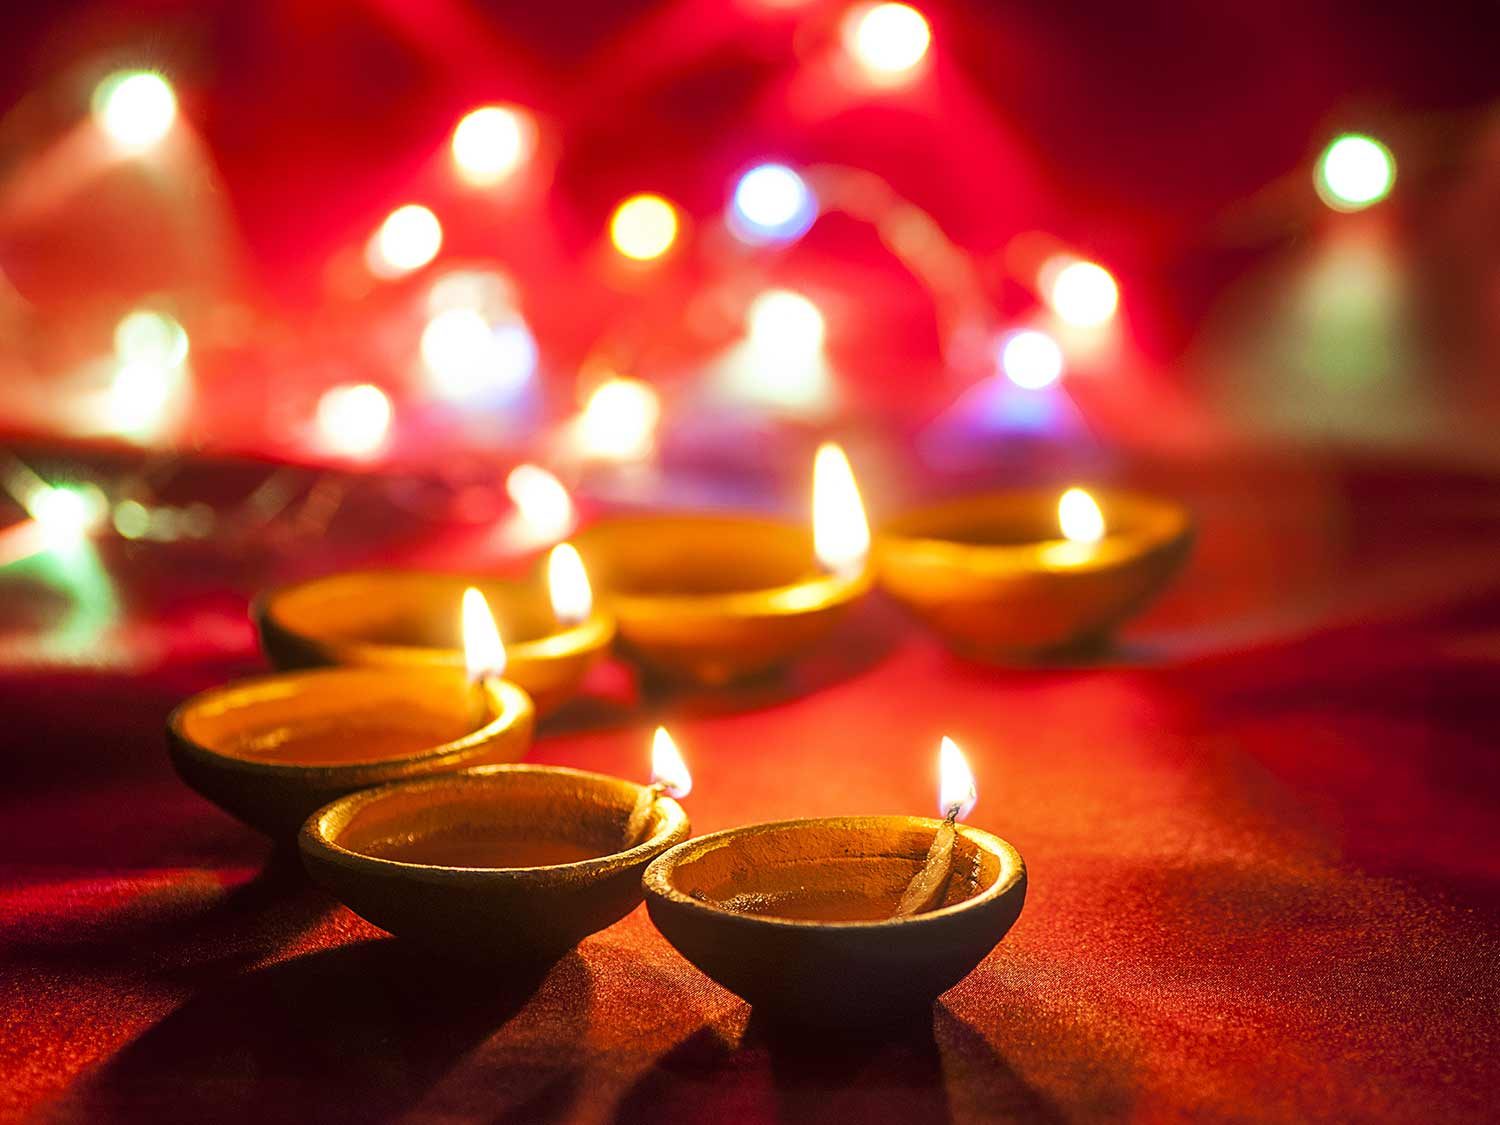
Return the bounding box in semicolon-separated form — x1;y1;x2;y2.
254;544;614;715
876;486;1192;659
169;590;533;838
299;732;694;961
644;738;1027;1026
574;443;873;685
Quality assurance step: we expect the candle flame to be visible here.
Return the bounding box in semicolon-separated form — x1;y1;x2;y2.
651;726;692;799
1058;487;1105;545
938;736;977;821
548;543;593;627
506;464;575;543
812;442;870;578
461;587;506;682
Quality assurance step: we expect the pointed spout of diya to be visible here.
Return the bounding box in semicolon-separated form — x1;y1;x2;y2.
624;726;693;845
894;736;977;916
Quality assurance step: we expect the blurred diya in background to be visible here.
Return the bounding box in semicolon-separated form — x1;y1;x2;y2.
255;544;614;715
574;442;873;685
644;737;1027;1027
169;590;534;837
876;487;1192;660
299;728;693;962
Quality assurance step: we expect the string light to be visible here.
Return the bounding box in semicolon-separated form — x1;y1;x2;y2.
1045;259;1119;327
1000;329;1063;389
92;71;177;151
366;205;443;278
1316;134;1395;212
729;163;817;244
843;3;932;83
451;105;534;186
315;383;393;458
609;194;679;261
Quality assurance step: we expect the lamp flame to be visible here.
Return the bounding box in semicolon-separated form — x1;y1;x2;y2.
1058;487;1105;545
548;543;593;627
813;442;870;578
461;587;506;683
506;464;575;543
938;736;976;821
651;726;692;799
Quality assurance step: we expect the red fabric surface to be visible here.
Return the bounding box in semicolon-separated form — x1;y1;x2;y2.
2;454;1498;1124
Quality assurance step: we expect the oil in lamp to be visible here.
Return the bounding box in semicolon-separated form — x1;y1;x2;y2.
574;442;873;685
168;589;534;838
642;737;1026;1026
255;542;614;716
876;486;1192;659
299;727;694;962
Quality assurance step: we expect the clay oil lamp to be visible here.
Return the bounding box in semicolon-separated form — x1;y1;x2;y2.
299;727;694;961
574;442;873;685
643;738;1027;1027
876;486;1192;659
168;589;533;838
254;542;614;716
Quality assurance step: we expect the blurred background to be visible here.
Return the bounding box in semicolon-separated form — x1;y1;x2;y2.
2;0;1499;671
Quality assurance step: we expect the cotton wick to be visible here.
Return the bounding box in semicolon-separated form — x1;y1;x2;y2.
623;781;667;847
893;803;961;917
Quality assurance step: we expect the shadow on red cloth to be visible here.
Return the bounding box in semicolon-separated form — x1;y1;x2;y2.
44;939;591;1125
613;1005;1065;1125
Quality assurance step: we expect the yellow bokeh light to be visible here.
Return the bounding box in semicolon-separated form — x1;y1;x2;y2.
366;204;443;278
843;3;932;81
747;289;826;361
92;71;177;151
609;194;679;261
1047;260;1119;328
577;376;661;460
451;105;534;186
1316;134;1396;212
315;383;393;459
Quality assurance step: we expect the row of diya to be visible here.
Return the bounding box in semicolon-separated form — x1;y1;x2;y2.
165;445;1191;1026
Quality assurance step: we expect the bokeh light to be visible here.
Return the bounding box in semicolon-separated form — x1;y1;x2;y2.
747;290;825;361
109;360;181;439
451;105;534;186
315;383;393;458
1000;329;1064;389
729;163;817;244
420;308;537;402
1045;260;1119;327
1316;134;1396;212
506;464;575;543
843;3;932;83
92;70;177;151
578;376;660;459
366;205;443;278
29;485;105;549
609;194;679;261
114;309;189;368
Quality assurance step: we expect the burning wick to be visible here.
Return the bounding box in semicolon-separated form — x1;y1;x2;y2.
895;736;978;917
624;726;693;846
548;543;593;628
462;586;507;722
812;441;870;580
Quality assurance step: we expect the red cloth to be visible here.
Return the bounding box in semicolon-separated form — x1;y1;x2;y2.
2;454;1498;1124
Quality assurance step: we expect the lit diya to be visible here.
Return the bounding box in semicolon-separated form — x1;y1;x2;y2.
574;442;873;685
168;589;533;838
299;727;694;960
255;543;614;715
877;486;1193;659
643;738;1026;1026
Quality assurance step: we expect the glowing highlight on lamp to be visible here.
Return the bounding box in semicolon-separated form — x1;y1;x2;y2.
92;71;177;151
1000;329;1064;389
366;205;443;278
506;464;575;543
729;163;817;244
610;194;678;261
548;543;592;627
652;726;692;799
1058;487;1105;544
315;383;392;459
461;587;506;683
1316;134;1395;212
451;105;533;186
812;442;870;578
938;735;976;821
1047;260;1119;327
578;376;660;460
843;3;932;82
